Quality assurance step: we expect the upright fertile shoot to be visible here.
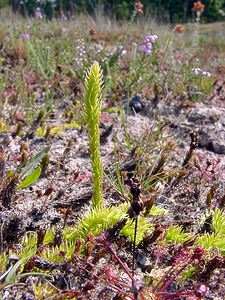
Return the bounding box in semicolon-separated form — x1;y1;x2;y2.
83;62;104;208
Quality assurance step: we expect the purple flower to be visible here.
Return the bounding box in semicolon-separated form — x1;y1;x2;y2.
35;7;43;20
21;32;30;40
139;43;152;55
145;34;158;43
61;15;68;21
139;33;158;55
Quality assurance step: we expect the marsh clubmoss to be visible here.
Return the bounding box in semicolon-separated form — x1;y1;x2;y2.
83;62;104;208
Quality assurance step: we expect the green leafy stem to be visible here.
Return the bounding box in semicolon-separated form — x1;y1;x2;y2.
83;62;104;209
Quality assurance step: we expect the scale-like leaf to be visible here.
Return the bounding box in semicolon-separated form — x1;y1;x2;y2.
17;167;42;189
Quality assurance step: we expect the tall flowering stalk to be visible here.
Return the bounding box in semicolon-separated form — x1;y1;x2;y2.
83;62;104;208
76;38;87;68
192;1;204;50
122;2;144;48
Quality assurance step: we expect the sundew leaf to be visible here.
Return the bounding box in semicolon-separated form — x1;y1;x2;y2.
20;146;50;177
17;167;42;189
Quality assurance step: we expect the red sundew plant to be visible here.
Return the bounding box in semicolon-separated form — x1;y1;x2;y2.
96;231;207;300
191;152;225;183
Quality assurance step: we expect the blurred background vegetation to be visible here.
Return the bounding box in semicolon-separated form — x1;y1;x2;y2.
0;0;224;23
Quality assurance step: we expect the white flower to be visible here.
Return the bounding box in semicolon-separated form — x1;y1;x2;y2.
192;67;201;75
202;71;211;77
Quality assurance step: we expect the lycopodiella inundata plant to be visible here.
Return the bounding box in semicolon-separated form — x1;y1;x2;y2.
83;62;103;208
